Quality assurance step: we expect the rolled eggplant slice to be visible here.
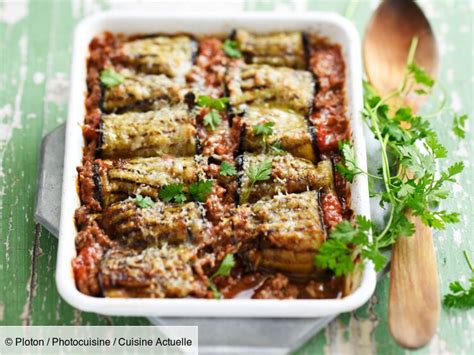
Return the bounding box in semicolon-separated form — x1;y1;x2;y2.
226;64;315;114
100;245;208;298
238;153;333;204
242;105;317;162
95;156;200;206
238;191;326;274
259;249;317;274
102;200;210;248
100;105;196;159
123;35;196;78
234;29;306;69
102;69;183;113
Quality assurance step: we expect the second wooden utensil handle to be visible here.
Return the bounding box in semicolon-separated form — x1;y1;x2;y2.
388;211;440;349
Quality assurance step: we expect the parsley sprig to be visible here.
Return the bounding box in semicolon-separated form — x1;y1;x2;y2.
443;251;474;309
223;39;242;58
452;114;468;139
220;161;237;176
209;254;236;299
253;122;274;146
189;180;214;202
197;95;229;130
252;121;286;154
159;183;187;203
100;69;124;88
316;38;466;276
158;180;213;204
241;159;272;202
134;193;155;209
247;159;272;186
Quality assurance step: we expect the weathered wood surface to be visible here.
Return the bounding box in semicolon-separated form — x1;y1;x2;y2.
0;1;472;354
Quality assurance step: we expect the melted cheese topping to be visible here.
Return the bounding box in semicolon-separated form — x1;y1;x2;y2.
226;64;314;114
235;29;305;69
101;105;196;158
101;245;199;298
103;69;184;112
242;105;316;161
123;35;196;79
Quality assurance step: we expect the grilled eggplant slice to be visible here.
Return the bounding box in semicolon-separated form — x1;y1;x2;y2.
100;105;196;159
102;69;183;113
123;35;196;78
226;64;314;114
102;200;210;248
242;105;316;162
238;153;333;204
95;156;201;206
234;29;305;69
100;245;208;298
238;191;326;274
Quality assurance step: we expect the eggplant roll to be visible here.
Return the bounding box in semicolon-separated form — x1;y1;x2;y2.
238;153;333;204
226;64;315;114
100;245;208;298
94;156;201;206
102;69;183;113
242;105;317;162
234;29;306;69
238;191;326;274
123;35;197;78
102;200;210;248
100;105;196;159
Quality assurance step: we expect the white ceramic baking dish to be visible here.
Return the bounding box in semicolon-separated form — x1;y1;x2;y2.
56;11;375;317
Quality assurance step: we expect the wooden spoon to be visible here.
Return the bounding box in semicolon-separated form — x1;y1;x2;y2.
363;0;440;349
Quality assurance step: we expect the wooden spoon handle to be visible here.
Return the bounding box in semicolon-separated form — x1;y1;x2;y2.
388;211;440;349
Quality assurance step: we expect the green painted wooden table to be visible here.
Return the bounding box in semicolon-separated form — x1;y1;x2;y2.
0;0;472;353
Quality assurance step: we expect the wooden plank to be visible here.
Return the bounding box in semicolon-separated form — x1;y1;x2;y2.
0;0;42;325
0;1;472;354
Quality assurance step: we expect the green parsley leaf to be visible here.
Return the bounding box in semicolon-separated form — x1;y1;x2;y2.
135;193;155;208
253;121;275;147
443;251;474;309
197;95;213;108
197;95;228;111
270;140;286;154
314;216;385;276
158;183;186;203
336;141;359;183
408;63;435;88
247;159;272;184
241;159;272;202
253;122;274;137
425;133;448;158
223;39;242;58
314;237;355;276
452;114;468;139
100;69;124;88
211;254;236;279
209;283;222;299
220;161;237;176
208;254;236;299
203;110;222;130
189;179;213;202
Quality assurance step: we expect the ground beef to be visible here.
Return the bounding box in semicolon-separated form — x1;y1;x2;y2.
186;37;229;97
309;44;345;91
197;109;241;162
77;161;101;212
75;222;114;251
252;273;299;299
